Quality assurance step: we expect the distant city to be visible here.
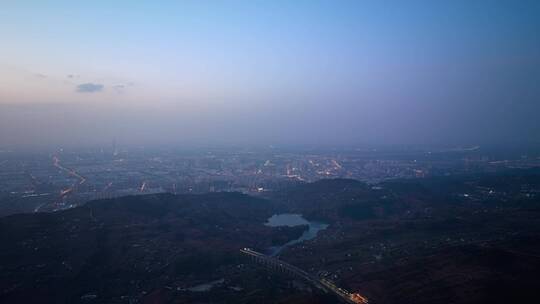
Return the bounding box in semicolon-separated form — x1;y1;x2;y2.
1;145;539;216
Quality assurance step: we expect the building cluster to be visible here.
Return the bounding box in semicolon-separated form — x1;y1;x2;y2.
0;147;538;215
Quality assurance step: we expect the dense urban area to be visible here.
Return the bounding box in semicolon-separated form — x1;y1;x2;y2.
1;145;539;217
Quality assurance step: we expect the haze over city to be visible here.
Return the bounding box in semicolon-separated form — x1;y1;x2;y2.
1;1;539;149
2;2;540;304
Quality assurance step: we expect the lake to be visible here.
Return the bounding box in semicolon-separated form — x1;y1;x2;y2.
264;213;328;256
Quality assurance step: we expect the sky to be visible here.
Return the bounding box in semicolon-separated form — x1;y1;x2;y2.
1;0;539;149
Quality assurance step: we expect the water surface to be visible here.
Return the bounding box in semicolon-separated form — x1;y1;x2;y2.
265;213;328;256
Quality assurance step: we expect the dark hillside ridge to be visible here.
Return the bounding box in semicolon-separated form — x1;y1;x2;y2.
0;192;305;304
1;171;540;304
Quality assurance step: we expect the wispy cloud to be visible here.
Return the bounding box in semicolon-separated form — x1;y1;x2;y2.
76;83;104;93
111;82;135;93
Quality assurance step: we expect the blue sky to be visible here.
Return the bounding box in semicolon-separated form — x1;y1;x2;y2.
1;1;539;148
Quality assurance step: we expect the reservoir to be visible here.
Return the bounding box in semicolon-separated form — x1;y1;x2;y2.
265;213;328;256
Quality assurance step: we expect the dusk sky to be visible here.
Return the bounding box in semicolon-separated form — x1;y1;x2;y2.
1;1;539;149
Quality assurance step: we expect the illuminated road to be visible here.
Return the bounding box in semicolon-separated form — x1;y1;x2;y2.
53;156;86;185
240;248;368;304
140;181;147;192
46;155;88;210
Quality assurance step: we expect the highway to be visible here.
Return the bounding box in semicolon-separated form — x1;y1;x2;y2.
53;156;86;185
240;248;368;304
